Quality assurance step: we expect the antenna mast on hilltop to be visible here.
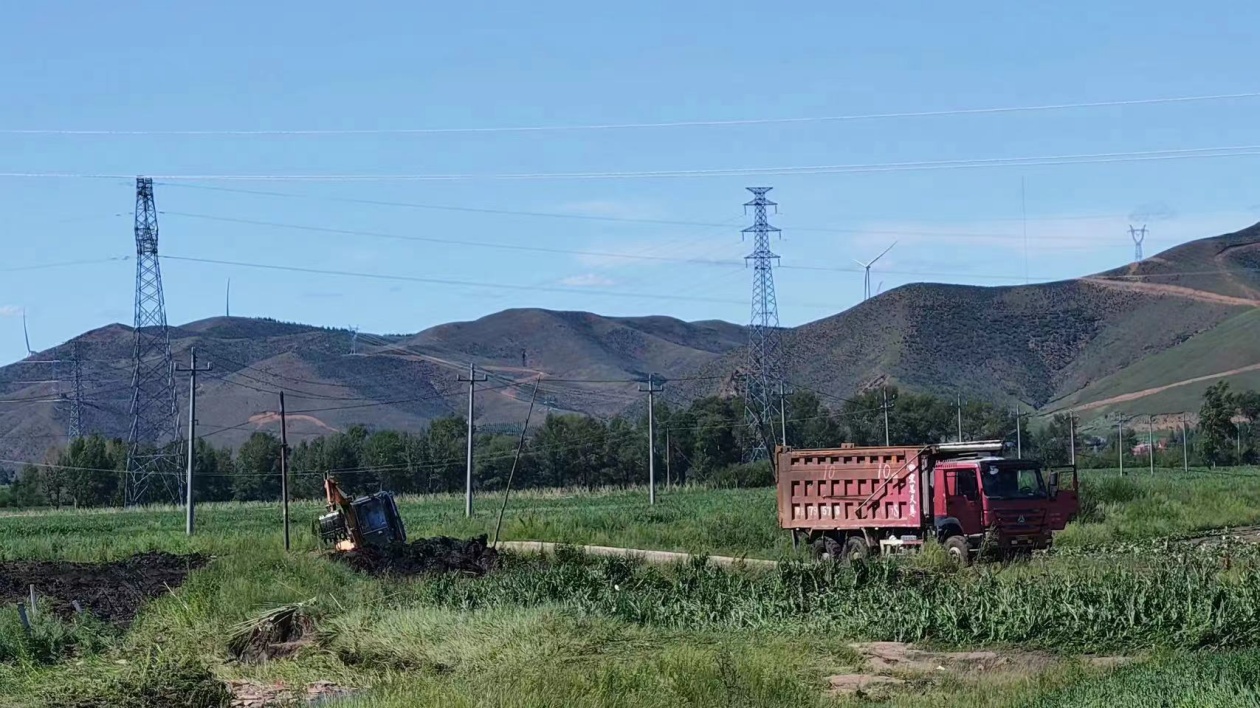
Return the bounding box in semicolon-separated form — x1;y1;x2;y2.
124;177;183;506
741;187;782;461
1129;225;1147;262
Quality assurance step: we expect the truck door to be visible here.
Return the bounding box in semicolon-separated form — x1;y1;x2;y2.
943;467;983;534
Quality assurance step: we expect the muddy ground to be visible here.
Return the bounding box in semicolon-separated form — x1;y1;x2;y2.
0;551;208;626
333;535;498;577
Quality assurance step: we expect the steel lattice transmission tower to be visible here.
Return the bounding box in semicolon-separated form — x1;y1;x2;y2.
66;341;84;440
125;177;183;505
741;187;782;461
1129;225;1147;262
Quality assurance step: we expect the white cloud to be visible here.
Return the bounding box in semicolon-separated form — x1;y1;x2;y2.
558;273;617;288
0;305;22;318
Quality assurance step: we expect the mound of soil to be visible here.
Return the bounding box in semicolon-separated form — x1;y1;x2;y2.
334;535;497;577
0;551;208;626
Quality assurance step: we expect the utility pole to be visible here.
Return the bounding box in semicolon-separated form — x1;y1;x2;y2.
279;391;290;551
1148;415;1155;474
1181;413;1189;472
956;393;963;442
882;386;891;446
458;363;488;517
1117;414;1126;475
1068;413;1076;466
778;381;788;447
175;348;211;536
640;374;665;505
665;428;672;487
1014;406;1022;458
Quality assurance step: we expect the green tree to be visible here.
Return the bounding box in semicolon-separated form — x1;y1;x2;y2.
234;432;283;501
59;434;123;507
1199;381;1237;465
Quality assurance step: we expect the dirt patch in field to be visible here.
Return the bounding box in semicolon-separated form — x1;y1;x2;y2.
826;673;906;698
228;679;356;707
332;535;498;577
831;642;1134;698
850;641;1059;678
0;551;208;626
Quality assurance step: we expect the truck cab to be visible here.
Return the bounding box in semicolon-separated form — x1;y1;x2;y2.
933;457;1078;561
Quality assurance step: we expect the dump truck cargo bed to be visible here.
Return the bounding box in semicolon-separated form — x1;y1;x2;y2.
777;445;926;531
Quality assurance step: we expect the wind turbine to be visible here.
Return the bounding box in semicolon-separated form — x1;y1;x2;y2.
854;242;897;301
21;309;33;356
225;278;231;317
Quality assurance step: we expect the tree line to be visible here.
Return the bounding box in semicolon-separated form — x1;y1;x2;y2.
2;382;1255;508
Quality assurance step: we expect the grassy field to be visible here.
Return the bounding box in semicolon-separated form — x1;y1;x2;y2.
2;469;1260;706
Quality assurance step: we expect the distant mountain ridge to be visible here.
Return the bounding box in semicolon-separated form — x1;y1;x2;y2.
0;222;1256;463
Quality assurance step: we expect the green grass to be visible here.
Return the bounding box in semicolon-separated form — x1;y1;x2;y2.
1058;308;1260;418
4;475;1260;706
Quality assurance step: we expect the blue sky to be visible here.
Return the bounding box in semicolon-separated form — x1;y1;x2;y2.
2;1;1259;363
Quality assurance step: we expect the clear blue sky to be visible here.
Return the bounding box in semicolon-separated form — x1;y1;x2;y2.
2;1;1259;364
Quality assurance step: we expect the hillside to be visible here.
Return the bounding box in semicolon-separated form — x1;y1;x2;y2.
678;222;1260;416
0;222;1256;464
0;311;746;462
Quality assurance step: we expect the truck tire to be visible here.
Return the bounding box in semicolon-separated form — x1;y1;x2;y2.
943;536;971;567
841;537;869;563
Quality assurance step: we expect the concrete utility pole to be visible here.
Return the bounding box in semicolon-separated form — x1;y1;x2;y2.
640;374;665;505
1068;414;1076;466
778;381;788;447
1014;406;1022;458
279;391;290;551
1148;415;1155;474
1181;413;1189;472
882;386;891;446
665;428;672;487
1117;414;1126;476
956;393;963;442
458;363;488;517
175;348;211;536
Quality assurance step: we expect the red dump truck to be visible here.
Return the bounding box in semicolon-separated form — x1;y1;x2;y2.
777;441;1078;564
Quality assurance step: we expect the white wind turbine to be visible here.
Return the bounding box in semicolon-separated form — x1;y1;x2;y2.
854;241;897;301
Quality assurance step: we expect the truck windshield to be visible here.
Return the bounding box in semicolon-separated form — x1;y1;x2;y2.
980;464;1046;499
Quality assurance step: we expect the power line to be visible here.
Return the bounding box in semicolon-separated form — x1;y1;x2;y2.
160;254;771;306
5;91;1257;135
156;213;1260;283
6;144;1260;182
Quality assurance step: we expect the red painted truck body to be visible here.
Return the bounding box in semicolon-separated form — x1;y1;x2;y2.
776;441;1078;562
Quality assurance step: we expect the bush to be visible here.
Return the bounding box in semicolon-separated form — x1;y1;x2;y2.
693;462;773;489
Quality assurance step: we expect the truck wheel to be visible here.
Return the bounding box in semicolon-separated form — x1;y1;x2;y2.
841;537;869;563
943;536;971;567
809;536;840;561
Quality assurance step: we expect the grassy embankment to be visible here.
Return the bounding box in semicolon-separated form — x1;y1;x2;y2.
2;469;1260;706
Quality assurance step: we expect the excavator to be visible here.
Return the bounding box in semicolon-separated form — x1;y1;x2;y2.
316;478;407;552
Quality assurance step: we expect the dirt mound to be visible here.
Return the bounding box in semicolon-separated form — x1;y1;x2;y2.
334;535;497;577
0;551;208;626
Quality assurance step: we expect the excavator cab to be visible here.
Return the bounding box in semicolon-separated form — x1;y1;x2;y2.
317;478;407;552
